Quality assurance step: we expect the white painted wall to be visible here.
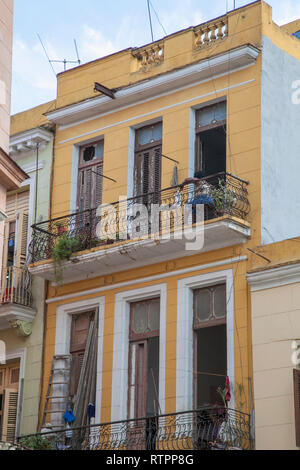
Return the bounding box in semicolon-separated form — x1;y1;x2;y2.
261;36;300;245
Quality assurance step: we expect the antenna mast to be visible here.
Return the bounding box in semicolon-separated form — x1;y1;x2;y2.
37;34;81;73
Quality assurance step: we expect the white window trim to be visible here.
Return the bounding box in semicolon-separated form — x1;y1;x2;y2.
5;347;26;438
55;296;105;424
111;283;167;422
176;268;235;413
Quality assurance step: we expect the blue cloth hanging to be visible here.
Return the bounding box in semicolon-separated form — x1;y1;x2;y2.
63;408;76;424
87;403;95;419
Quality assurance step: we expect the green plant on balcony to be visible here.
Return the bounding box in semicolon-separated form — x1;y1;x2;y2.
211;179;237;215
53;234;80;285
19;435;54;450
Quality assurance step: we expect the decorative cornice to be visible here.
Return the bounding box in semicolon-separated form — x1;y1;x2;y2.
46;44;260;128
10;127;53;156
247;262;300;292
21;161;45;174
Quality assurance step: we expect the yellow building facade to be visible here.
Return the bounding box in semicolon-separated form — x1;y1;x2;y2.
24;1;300;449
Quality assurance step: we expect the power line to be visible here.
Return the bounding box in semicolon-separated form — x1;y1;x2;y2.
147;0;154;42
149;0;167;36
37;34;57;77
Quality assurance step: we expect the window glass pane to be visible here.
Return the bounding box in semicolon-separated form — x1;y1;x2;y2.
195;289;211;322
137;123;162;146
131;302;147;334
95;142;104;159
214;284;226;318
197;102;227;128
148;299;160;331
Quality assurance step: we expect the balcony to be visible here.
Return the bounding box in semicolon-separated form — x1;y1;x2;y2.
18;407;253;450
28;172;250;284
0;266;35;332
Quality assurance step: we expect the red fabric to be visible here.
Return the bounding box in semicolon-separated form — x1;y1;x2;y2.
225;376;231;402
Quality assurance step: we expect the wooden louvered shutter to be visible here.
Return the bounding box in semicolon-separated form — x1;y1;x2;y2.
94;162;103;208
294;369;300;447
1;389;18;443
134;145;161;203
2;223;9;269
78;163;103;212
16;212;29;267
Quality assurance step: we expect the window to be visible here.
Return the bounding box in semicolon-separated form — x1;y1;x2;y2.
195;102;226;177
77;141;104;212
0;361;20;443
134;123;162;204
128;298;160;419
193;284;227;408
69;311;95;397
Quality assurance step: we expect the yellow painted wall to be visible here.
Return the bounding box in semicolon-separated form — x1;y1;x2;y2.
41;1;292;427
11;101;55;136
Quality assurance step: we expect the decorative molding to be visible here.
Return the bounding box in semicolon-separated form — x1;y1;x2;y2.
247;262;300;292
10;320;33;337
55;296;105;425
132;42;164;70
10;128;53;156
21;161;45;174
111;284;167;422
176;269;235;412
0;304;36;330
194;17;228;49
46;45;260;128
45;255;247;305
57;79;255;143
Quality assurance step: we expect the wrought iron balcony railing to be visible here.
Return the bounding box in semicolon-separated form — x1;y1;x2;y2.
18;407;253;451
0;266;33;308
29;172;249;264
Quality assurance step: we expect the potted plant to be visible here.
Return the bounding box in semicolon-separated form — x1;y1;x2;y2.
55;221;66;236
211;179;237;215
53;234;80;284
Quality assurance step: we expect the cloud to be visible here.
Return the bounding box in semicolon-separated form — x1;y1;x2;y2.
11;37;57;113
80;25;118;62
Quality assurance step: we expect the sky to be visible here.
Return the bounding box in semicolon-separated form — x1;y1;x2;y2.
11;0;300;114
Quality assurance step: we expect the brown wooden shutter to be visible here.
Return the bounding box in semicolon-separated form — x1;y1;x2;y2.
70;312;94;396
294;369;300;447
1;389;18;443
2;223;9;269
15;212;29;267
78;163;103;211
134;145;161;201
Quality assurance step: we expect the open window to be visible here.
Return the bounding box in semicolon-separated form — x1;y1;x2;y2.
77;141;104;212
195;102;227;177
128;298;160;420
0;360;20;443
69;311;95;398
134;123;162;205
193;284;227;408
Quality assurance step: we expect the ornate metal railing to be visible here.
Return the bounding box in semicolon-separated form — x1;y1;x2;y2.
0;266;33;308
18;407;253;451
29;172;249;264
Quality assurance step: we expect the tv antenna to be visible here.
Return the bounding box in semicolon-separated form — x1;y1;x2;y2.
37;34;81;75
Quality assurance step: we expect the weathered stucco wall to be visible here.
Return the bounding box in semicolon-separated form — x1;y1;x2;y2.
261;35;300;244
251;281;300;450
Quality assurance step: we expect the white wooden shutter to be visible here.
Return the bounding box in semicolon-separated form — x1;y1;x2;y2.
1;388;18;443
